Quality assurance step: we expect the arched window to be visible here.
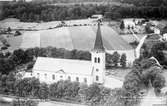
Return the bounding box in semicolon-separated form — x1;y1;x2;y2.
96;69;99;72
94;57;97;63
44;73;47;79
37;73;40;78
96;76;99;81
68;76;71;81
52;74;55;80
98;58;100;63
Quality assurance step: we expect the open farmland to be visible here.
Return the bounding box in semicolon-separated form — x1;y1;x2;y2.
20;31;40;48
19;25;133;51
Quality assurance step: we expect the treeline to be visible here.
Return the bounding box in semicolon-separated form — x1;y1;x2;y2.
2;2;167;22
0;47;127;74
0;73;111;105
122;0;167;6
0;47;91;74
31;0;111;3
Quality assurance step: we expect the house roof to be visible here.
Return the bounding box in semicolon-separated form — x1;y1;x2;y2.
93;22;105;52
33;57;92;76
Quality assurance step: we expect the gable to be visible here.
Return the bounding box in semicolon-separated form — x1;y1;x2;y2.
56;69;66;74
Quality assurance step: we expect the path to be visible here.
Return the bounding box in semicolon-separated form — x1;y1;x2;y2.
38;101;87;106
140;88;166;106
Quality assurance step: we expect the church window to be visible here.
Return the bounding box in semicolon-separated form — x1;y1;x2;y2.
76;77;79;82
95;57;97;63
60;76;63;78
68;76;71;81
52;74;55;80
98;58;100;63
84;78;87;83
96;76;99;81
96;69;99;72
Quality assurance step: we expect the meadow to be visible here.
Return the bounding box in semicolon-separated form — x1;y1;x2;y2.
17;26;133;51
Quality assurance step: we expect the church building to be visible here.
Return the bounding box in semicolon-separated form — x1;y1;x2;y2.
24;22;123;88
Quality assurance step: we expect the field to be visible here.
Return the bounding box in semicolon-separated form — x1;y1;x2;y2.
0;18;95;30
18;25;133;51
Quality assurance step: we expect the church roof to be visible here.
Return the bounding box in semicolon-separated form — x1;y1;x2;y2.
93;22;105;52
33;57;92;76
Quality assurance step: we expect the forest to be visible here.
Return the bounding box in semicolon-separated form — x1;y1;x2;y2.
1;0;167;22
122;0;167;6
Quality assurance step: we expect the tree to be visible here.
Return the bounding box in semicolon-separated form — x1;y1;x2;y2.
120;54;127;68
14;31;21;36
123;58;166;106
112;52;120;67
104;88;125;106
0;74;7;93
38;83;49;100
6;72;16;94
120;21;125;30
12;49;26;64
7;27;11;33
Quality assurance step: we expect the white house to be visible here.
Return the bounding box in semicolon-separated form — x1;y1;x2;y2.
123;19;135;29
163;33;167;41
24;22;123;88
91;14;103;20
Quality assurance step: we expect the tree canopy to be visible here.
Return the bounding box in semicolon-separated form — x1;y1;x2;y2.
123;58;166;106
2;2;167;21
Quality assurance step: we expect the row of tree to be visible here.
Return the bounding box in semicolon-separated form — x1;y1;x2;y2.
0;47;91;74
31;0;113;3
2;2;167;22
0;72;111;106
122;0;167;6
106;52;127;68
0;47;127;74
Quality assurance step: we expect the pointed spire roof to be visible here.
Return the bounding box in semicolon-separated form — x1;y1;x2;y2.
93;22;105;52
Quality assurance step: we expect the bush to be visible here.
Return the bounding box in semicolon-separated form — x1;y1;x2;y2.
14;31;22;36
27;62;34;70
1;46;8;50
12;99;38;106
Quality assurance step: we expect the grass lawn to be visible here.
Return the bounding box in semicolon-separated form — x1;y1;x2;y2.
107;68;131;81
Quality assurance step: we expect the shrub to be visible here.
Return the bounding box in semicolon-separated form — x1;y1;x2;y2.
1;46;8;50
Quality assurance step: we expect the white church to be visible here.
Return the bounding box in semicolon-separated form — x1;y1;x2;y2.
24;22;123;88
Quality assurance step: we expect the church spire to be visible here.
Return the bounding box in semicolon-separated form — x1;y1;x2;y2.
93;22;105;52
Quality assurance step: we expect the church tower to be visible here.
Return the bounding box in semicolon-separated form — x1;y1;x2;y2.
91;22;105;84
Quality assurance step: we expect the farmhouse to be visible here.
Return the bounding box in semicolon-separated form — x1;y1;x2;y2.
24;23;123;89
